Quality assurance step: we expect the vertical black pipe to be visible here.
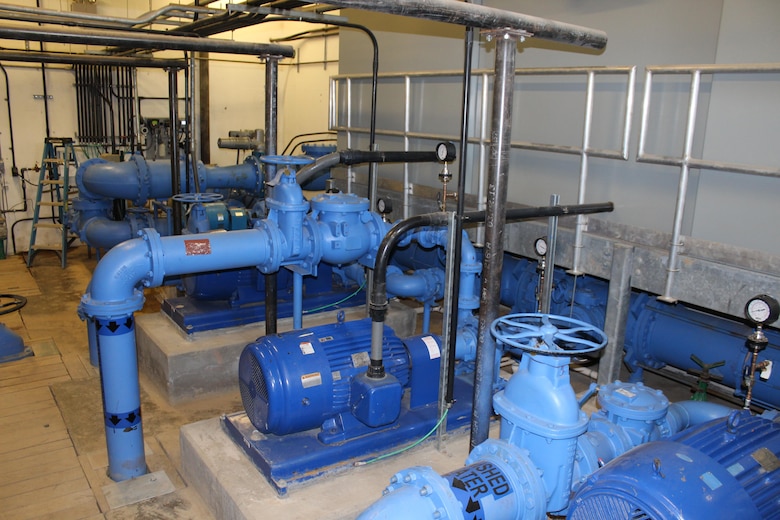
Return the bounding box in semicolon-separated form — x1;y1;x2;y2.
264;56;279;335
445;22;474;405
168;67;183;235
470;32;517;451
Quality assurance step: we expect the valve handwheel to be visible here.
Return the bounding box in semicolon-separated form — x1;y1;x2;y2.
172;192;223;204
260;155;315;167
491;313;607;355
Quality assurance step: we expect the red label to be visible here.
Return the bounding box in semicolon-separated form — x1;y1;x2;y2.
184;238;211;255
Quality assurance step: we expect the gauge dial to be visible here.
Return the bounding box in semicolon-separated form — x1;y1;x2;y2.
534;237;548;257
376;197;392;214
436;142;456;162
745;294;780;325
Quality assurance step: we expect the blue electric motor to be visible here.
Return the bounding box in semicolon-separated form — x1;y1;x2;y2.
239;317;424;436
569;409;780;519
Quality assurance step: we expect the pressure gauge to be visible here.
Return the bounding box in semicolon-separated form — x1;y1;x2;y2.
436;142;456;162
376;197;393;215
745;294;780;325
534;237;548;257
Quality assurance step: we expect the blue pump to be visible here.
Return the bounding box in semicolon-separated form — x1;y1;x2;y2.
500;254;780;409
357;313;751;520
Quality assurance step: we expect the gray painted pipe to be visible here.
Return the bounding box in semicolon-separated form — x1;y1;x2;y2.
471;32;517;451
300;0;607;49
0;24;295;57
0;50;185;68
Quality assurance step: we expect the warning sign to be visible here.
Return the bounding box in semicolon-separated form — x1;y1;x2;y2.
446;461;514;520
184;238;211;255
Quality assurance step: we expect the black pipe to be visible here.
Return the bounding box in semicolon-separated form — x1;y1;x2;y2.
463;202;614;224
168;67;183;235
0;63;18;179
264;57;279;335
295;147;455;186
445;19;474;406
255;16;379;197
471;32;517;452
368;212;450;378
0;50;186;69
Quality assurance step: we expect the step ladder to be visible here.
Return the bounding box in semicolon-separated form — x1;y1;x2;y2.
27;137;78;268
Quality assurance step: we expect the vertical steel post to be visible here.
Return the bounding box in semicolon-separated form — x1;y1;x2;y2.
540;193;560;314
264;56;279;334
470;30;519;451
597;243;635;384
660;71;701;303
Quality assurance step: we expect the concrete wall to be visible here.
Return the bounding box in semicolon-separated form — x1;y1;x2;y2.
337;0;780;256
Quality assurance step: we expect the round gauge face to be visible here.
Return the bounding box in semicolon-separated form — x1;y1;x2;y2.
436;143;450;161
745;294;780;325
376;197;391;214
534;237;548;257
747;299;771;323
436;142;455;162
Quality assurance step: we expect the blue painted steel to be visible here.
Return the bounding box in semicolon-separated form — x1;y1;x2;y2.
222;375;475;496
169;264;365;333
292;271;303;329
356;440;545;520
568;410;780;520
77;154;264;205
406;334;443;408
350;372;403;427
500;254;780;409
359;313;740;519
625;292;780;408
0;323;29;362
300;143;337;190
238;318;411;436
491;313;607;514
95;316;147;481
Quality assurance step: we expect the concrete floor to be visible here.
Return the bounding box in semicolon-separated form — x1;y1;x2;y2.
0;245;734;519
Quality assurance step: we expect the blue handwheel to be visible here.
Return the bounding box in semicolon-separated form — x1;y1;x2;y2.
260;155;315;167
172;192;223;204
491;313;607;356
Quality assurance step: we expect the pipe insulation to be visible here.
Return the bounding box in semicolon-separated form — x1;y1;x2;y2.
298;0;607;49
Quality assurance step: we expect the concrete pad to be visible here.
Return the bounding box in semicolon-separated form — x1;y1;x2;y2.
102;470;176;509
181;416;470;520
137;302;417;404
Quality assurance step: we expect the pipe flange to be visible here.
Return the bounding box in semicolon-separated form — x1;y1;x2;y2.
138;228;165;288
129;153;152;206
79;290;145;321
254;219;284;274
383;466;464;520
466;439;547;519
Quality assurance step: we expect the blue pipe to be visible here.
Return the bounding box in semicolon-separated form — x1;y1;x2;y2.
76;154;263;205
80;227;280;480
293;271;303;329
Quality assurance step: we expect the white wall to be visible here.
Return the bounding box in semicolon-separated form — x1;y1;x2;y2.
0;1;337;253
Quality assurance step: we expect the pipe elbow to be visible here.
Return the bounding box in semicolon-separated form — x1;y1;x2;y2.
82;218;134;250
78;158;144;202
80;231;157;319
666;400;734;434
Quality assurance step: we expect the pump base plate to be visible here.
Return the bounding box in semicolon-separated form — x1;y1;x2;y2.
221;377;474;496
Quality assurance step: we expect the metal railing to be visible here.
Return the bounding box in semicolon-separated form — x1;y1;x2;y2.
637;63;780;302
330;65;636;271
